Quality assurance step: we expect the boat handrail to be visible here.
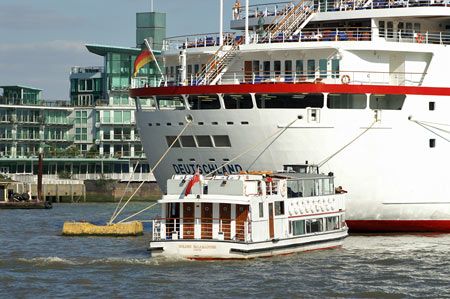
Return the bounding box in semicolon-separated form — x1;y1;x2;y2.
161;27;450;52
132;69;425;88
233;0;450;20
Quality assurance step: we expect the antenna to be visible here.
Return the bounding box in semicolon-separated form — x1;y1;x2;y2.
150;0;154;12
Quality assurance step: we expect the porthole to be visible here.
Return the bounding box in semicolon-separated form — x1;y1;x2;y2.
241;121;249;125
167;123;172;126
430;139;436;148
429;102;435;111
223;207;228;212
239;207;244;212
148;123;152;126
212;122;218;125
227;121;234;125
186;206;192;211
205;207;210;212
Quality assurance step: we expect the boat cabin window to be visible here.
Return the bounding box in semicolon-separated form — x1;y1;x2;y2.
326;216;340;230
369;94;405;110
306;219;323;233
319;59;327;78
285;60;292;78
379;21;385;37
180;136;196;147
187;94;220;110
274;60;281;76
212;135;231;147
263;61;271;79
155;95;185;109
291;220;306;236
195;135;213;147
259;202;264;218
296;60;304;76
255;93;324;109
307;60;315;79
331;59;339;78
303;179;315;197
165;136;181;148
223;94;253;109
327;93;367;109
274;201;285;216
287;180;302;198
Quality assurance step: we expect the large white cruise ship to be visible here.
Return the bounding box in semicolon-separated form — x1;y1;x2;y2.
131;0;450;232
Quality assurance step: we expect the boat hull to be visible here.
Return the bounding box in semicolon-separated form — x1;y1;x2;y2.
135;87;450;232
149;229;348;260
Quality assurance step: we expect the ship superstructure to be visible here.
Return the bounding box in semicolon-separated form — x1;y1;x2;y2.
131;1;450;232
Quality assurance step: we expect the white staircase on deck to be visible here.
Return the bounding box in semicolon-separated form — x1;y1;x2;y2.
194;34;242;86
262;0;316;42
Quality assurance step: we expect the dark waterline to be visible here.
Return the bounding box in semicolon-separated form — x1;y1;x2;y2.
1;203;449;298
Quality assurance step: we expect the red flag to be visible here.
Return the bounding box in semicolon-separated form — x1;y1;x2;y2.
184;168;200;196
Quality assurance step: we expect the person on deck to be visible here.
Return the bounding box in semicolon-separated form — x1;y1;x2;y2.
233;0;242;19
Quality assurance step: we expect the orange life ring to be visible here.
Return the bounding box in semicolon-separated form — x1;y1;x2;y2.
341;75;350;85
416;33;424;44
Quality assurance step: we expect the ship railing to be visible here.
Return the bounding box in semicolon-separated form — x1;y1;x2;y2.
133;69;423;88
162;32;236;51
323;0;449;12
236;0;449;18
152;217;252;243
233;1;294;21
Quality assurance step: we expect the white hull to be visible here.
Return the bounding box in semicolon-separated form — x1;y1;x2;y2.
136;97;450;231
150;229;347;260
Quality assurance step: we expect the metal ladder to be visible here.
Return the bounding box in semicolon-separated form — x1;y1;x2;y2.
262;0;316;42
194;34;242;86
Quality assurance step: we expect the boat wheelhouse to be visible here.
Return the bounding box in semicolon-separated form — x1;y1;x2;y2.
149;169;347;260
132;1;450;232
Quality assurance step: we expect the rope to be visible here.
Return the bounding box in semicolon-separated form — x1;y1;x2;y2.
205;117;298;177
109;161;140;224
410;119;450;144
117;202;158;224
108;120;192;224
318;120;376;168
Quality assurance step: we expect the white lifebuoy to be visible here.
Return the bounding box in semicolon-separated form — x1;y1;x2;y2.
341;75;351;85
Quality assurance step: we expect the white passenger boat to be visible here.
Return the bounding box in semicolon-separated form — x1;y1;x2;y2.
149;167;348;260
132;0;450;232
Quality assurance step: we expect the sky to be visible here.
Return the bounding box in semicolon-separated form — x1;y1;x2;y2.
0;0;236;100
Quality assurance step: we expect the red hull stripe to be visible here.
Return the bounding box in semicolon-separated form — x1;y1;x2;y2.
130;83;450;97
347;220;450;233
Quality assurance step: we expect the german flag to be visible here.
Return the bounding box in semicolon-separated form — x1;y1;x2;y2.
133;49;155;77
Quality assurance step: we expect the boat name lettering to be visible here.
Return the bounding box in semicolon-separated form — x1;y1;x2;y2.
178;244;192;249
172;163;243;175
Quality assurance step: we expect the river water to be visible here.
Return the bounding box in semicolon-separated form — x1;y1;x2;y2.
1;203;449;298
